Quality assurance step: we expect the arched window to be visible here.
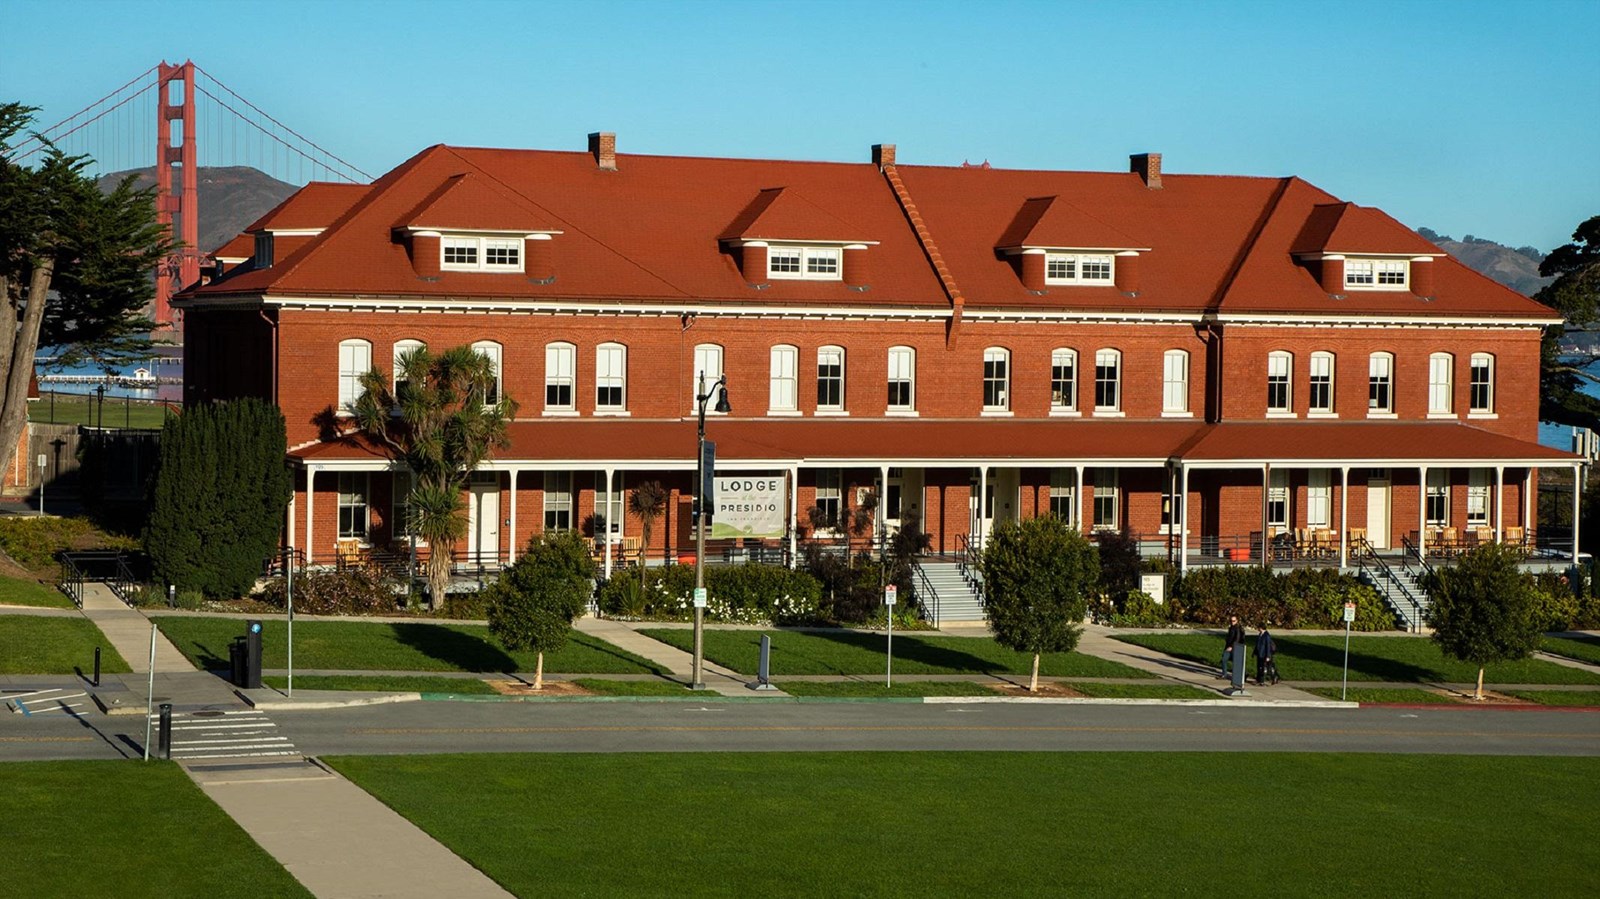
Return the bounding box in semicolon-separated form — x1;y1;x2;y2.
1266;351;1292;414
472;340;503;406
693;344;725;414
769;345;798;413
392;339;424;397
596;342;627;412
545;342;575;412
1051;349;1077;413
1309;352;1335;415
817;346;845;412
1368;352;1395;415
337;338;371;413
1093;349;1121;412
982;347;1010;412
1163;350;1189;414
1469;353;1495;414
887;346;915;412
1428;352;1454;415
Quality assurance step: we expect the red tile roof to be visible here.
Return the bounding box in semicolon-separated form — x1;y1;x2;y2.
244;181;369;232
211;233;254;260
994;195;1145;250
1179;422;1572;464
717;187;871;243
395;172;559;233
1289;203;1442;256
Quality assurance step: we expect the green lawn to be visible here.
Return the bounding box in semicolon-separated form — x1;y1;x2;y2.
1502;690;1600;707
1306;687;1463;704
155;617;665;675
1543;635;1600;666
0;574;73;608
28;394;172;429
1067;681;1218;700
262;674;499;695
777;680;995;697
569;678;695;696
1114;633;1600;685
0;761;309;897
0;615;130;674
327;752;1600;897
639;629;1147;678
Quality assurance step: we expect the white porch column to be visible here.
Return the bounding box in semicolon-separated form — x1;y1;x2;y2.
1494;466;1504;542
1261;463;1270;566
1075;465;1085;531
603;468;614;579
1339;466;1350;568
305;467;316;566
1179;464;1190;573
509;469;519;561
1525;469;1534;536
788;466;799;568
1418;466;1428;558
1574;463;1583;560
978;465;989;550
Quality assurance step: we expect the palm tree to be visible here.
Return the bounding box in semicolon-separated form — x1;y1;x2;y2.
352;345;518;606
628;480;668;592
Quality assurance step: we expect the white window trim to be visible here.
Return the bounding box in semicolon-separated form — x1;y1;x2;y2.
1044;252;1116;286
544;342;576;414
1367;353;1395;416
982;347;1010;413
1427;352;1454;417
767;245;843;281
472;340;503;406
595;342;628;414
336;471;371;542
887;346;916;413
337;338;372;416
1344;257;1409;291
1308;351;1336;416
1093;349;1121;414
1266;351;1293;416
816;346;846;413
770;345;798;414
442;235;525;273
1051;348;1078;414
692;344;726;415
1162;349;1190;416
1469;353;1495;416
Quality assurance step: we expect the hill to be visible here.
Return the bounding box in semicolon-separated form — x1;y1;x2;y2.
1416;227;1553;297
96;165;298;257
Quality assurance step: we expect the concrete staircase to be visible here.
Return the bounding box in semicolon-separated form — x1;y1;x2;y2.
1359;562;1430;632
916;561;985;626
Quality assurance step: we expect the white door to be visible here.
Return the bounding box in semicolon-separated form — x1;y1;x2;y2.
467;475;501;565
1366;476;1390;550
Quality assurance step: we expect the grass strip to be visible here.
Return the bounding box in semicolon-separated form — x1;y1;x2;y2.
326;752;1600;898
1066;681;1218;700
776;680;995;697
1114;632;1600;685
638;628;1147;678
0;574;74;608
1501;690;1600;707
1305;686;1463;704
0;614;130;674
568;678;694;696
156;616;665;675
0;761;309;897
261;674;499;695
1542;635;1600;666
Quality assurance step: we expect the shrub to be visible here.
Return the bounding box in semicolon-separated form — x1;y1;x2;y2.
598;575;649;619
258;569;399;616
1109;590;1169;628
632;563;822;625
1171;566;1395;631
174;589;206;611
1529;572;1582;631
802;548;888;623
438;591;491;620
125;583;168;608
0;517;123;573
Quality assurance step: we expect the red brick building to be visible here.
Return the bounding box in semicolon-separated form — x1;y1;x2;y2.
176;136;1577;578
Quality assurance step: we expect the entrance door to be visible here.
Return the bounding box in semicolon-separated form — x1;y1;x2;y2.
1366;475;1390;550
467;474;501;565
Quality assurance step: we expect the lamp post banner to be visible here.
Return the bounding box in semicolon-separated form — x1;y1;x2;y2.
710;476;788;538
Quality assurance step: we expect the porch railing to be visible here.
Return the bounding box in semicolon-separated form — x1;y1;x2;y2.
1352;537;1426;631
911;559;941;630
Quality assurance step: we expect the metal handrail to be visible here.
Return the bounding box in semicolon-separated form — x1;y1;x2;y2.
59;554;85;608
911;559;941;630
1399;535;1437;582
1351;537;1424;632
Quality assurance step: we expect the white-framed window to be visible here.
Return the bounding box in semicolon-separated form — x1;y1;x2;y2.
337;471;370;540
694;344;725;413
543;471;573;531
887;346;915;411
472;340;503;406
1163;350;1189;414
391;470;415;539
1345;258;1408;290
982;347;1010;411
1368;352;1394;415
1467;469;1490;527
338;338;372;414
1044;253;1115;285
1094;349;1121;412
817;346;845;411
768;246;842;280
545;342;576;411
596;343;627;411
770;345;798;413
1309;352;1335;415
1092;469;1118;531
441;235;523;272
1426;469;1450;527
392;339;424;398
1307;470;1331;529
1267;351;1292;414
1267;470;1289;530
1428;353;1454;415
1051;349;1078;413
813;469;842;529
1049;469;1076;525
1470;354;1494;414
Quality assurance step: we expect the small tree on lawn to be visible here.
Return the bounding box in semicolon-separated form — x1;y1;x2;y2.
628;479;667;590
1426;542;1543;701
978;515;1100;691
486;531;595;689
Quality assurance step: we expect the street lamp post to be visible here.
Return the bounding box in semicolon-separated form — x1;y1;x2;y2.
693;371;730;690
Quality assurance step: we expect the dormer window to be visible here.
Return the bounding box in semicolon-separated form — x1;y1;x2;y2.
254;233;274;269
441;235;524;272
1044;253;1114;285
1344;258;1407;290
768;246;842;280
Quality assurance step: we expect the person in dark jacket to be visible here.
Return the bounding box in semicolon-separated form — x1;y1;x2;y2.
1221;615;1245;679
1255;626;1277;685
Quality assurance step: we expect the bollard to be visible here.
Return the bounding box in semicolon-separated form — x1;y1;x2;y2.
92;646;101;688
1228;644;1249;695
750;634;777;691
158;703;173;760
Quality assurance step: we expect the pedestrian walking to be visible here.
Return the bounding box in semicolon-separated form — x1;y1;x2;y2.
1255;626;1278;685
1221;615;1244;679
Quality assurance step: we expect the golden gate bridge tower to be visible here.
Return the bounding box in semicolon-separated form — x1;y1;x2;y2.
155;60;200;330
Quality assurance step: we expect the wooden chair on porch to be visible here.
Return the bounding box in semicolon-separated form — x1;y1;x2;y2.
1504;525;1526;548
335;538;364;569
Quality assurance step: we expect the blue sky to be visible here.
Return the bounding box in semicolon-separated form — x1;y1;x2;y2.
3;0;1596;250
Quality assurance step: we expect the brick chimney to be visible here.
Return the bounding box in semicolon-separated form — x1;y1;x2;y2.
872;143;895;170
588;132;617;171
1130;152;1162;189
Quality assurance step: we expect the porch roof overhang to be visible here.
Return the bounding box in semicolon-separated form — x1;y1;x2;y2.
1175;421;1577;469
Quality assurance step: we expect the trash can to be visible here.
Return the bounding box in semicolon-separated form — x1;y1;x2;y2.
229;636;247;687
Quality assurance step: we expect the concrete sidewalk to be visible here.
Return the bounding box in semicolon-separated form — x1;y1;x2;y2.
188;759;512;899
78;583;194;673
1073;625;1330;701
576;616;782;697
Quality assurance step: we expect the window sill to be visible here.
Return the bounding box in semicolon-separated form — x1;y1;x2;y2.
980;409;1014;417
767;410;802;417
1161;411;1193;418
1427;412;1457;420
335;410;354;418
1366;412;1398;419
1468;412;1498;420
1266;411;1297;419
885;409;919;417
542;409;579;417
1092;410;1125;418
1307;411;1339;419
814;410;849;417
1050;409;1082;417
593;410;631;417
